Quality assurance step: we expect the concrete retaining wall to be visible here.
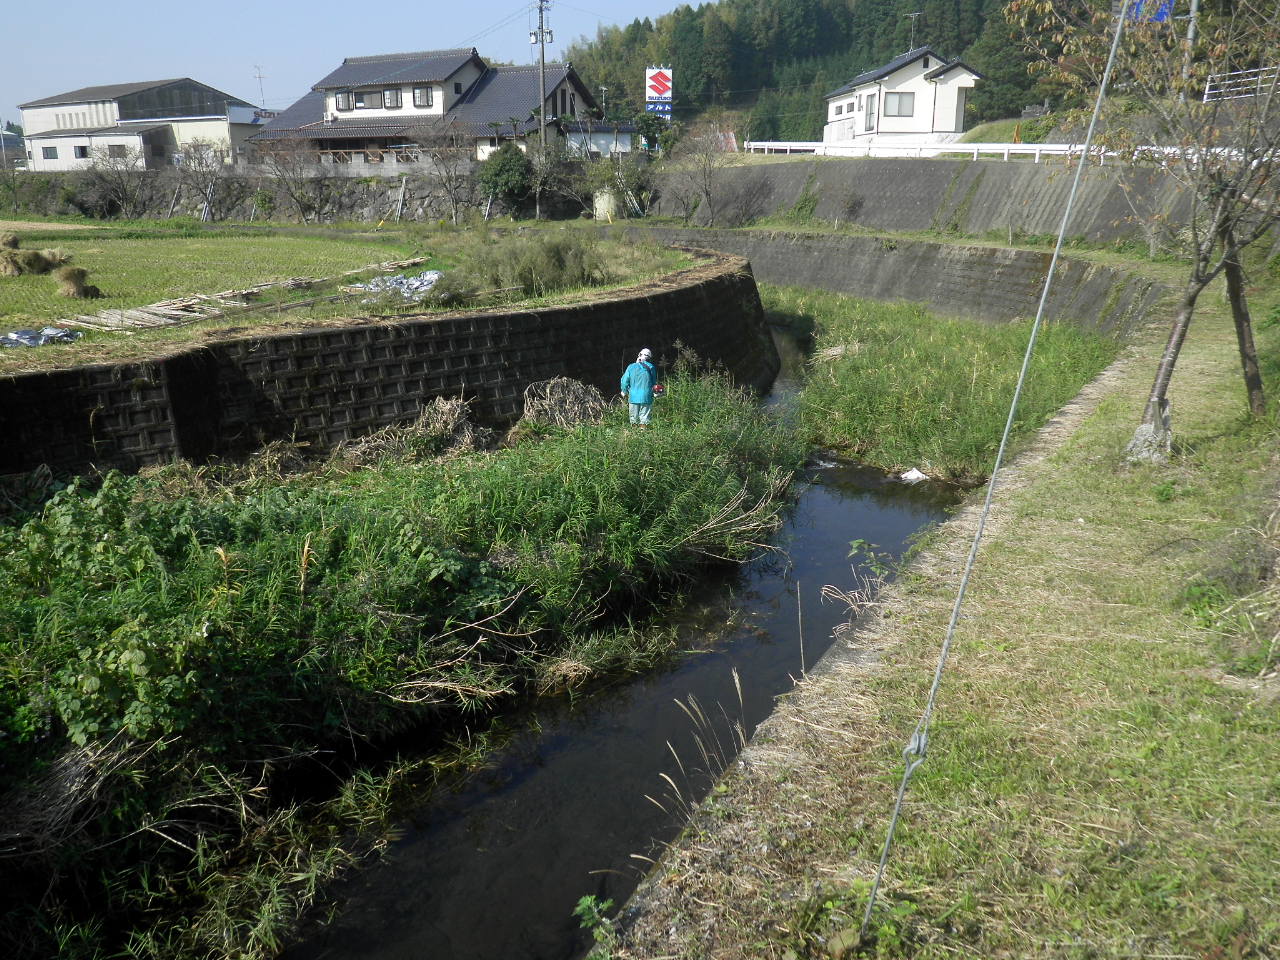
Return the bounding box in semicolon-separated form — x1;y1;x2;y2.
655;157;1189;243
635;228;1168;338
2;253;778;476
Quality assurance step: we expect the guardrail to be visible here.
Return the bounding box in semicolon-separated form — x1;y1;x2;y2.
744;140;1120;163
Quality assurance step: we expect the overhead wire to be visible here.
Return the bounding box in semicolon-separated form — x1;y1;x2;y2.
856;0;1136;944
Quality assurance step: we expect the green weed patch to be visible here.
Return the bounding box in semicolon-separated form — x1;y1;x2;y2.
763;285;1120;481
0;370;803;959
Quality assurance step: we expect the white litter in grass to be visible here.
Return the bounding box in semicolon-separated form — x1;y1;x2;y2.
899;467;929;483
349;270;443;302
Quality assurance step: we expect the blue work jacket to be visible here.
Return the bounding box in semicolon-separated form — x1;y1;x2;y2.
621;360;656;404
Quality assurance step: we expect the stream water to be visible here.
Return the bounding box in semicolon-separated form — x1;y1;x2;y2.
285;333;961;960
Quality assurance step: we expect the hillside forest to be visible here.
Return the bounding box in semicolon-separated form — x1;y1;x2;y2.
564;0;1044;141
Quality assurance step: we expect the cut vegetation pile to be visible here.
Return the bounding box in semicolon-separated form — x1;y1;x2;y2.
0;368;805;960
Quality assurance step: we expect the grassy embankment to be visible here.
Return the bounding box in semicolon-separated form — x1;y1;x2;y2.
613;253;1280;956
763;286;1121;482
0;221;690;373
0;365;805;959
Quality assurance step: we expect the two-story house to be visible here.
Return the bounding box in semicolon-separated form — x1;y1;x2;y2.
19;78;265;171
250;48;612;164
823;47;982;145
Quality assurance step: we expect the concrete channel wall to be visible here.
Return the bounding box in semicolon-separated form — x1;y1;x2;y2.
2;253;778;476
635;228;1168;338
655;157;1189;242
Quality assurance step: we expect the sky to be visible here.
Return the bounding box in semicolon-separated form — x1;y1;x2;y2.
1;0;667;125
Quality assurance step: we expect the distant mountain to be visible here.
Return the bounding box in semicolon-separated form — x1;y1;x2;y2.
565;0;1040;139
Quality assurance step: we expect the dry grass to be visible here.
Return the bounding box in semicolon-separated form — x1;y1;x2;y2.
614;278;1280;957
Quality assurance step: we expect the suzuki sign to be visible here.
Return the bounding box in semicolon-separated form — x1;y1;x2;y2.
645;67;672;118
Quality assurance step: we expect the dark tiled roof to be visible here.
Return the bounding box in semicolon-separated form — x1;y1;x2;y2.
924;59;984;81
312;49;481;90
25;124;169;139
827;47;945;98
451;64;567;127
250;89;327;138
19;79;187;108
250;62;595;143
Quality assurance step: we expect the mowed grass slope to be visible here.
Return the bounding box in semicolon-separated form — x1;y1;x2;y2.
0;229;417;326
616;265;1280;957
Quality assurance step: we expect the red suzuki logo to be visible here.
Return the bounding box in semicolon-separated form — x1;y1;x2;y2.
647;71;672;96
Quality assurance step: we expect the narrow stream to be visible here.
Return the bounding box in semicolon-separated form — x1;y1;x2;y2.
285;333;961;960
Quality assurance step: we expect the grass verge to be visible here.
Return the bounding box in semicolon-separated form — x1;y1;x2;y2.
613;261;1280;956
0;368;804;960
763;285;1121;482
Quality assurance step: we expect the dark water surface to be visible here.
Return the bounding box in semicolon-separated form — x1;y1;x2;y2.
286;336;959;960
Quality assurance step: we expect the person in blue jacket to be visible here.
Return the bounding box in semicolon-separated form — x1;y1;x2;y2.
620;347;656;426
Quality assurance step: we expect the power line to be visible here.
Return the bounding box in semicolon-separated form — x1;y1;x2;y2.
856;0;1136;944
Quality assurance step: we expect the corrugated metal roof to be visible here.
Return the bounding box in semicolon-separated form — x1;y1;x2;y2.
312;49;481;91
827;47;945;98
24;124;168;139
20;79;188;108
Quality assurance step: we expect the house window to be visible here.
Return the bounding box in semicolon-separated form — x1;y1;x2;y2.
560;88;567;115
354;91;376;109
42;146;58;160
884;92;914;117
336;91;353;111
569;92;575;116
864;93;876;131
834;105;843;115
454;82;463;94
413;85;433;108
923;57;930;69
74;145;89;158
108;144;128;158
383;88;402;109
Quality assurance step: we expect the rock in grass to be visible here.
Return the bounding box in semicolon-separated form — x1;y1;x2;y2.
0;232;18;250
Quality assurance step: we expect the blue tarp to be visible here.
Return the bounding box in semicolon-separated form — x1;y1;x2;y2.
0;327;83;348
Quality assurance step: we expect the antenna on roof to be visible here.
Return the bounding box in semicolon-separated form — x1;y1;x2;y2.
253;65;266;108
904;12;922;52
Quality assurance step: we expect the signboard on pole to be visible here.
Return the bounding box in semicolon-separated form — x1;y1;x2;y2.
645;67;673;118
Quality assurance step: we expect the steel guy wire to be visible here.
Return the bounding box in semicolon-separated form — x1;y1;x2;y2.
857;1;1135;943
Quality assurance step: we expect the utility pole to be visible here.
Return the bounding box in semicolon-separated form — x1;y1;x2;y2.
1180;0;1201;100
599;86;607;121
904;11;922;52
530;0;552;152
253;65;267;109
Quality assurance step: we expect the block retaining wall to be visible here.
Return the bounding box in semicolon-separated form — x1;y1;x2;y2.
2;253;778;476
633;228;1168;338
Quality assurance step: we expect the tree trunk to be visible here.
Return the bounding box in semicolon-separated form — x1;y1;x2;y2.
1126;280;1207;462
1222;228;1267;417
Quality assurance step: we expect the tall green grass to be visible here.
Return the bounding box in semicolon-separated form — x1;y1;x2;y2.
0;369;803;959
764;285;1120;481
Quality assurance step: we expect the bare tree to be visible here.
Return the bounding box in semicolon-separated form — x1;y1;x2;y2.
258;139;332;223
658;114;742;226
175;138;234;221
84;146;157;218
1008;0;1280;459
408;120;476;225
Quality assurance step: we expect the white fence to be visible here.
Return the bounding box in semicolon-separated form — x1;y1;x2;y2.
744;140;1118;163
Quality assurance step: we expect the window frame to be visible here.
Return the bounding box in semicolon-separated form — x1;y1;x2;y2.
42;145;59;160
73;145;89;159
884;91;915;117
413;85;434;108
107;144;128;159
454;82;463;95
335;91;353;112
864;93;877;131
383;87;402;109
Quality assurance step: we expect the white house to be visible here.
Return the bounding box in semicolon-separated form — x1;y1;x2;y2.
251;48;613;163
823;47;982;145
19;78;266;171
